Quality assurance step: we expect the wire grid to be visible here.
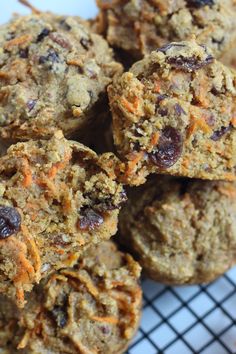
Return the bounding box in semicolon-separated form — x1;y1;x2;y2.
127;266;236;354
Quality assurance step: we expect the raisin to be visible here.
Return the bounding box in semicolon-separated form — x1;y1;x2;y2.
19;48;29;59
27;99;37;112
49;33;71;49
174;103;186;116
158;107;168;117
156;94;168;105
210;124;232;141
149;126;183;168
186;0;214;8
0;206;21;239
39;50;60;65
80;38;92;50
37;28;50;42
51;305;68;328
167;55;214;72
79;208;104;230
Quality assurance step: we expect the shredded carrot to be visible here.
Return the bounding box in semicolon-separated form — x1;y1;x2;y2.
120;96;140;114
67;59;83;66
62;270;99;298
223;173;236;181
4;34;32;49
48;153;71;179
0;72;10;79
18;0;40;13
22;158;32;188
91;316;119;325
231;116;236;127
150;132;159;147
153;81;161;93
126;152;144;177
187;114;212;138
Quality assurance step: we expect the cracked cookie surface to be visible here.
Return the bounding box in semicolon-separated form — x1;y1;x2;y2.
0;132;126;307
97;0;236;59
0;241;142;354
0;12;122;142
119;176;236;284
109;40;236;185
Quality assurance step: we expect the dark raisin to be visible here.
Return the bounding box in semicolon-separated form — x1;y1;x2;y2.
19;48;29;59
156;94;168;105
158;107;168;117
49;33;71;49
0;206;21;239
37;28;50;42
186;0;214;8
210;124;232;141
174;103;186;116
167;55;214;72
80;38;92;50
211;86;220;96
27;99;37;112
149;126;183;168
51;305;68;328
133;141;141;151
79;208;104;230
39;50;60;65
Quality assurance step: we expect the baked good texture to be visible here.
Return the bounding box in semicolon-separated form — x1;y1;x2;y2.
0;241;142;354
109;40;236;185
119;176;236;284
0;131;126;307
0;12;122;142
97;0;236;59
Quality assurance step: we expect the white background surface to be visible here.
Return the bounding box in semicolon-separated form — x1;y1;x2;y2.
0;1;236;353
0;0;98;24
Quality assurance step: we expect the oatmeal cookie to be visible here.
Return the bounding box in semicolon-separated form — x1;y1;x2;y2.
119;176;236;284
109;40;236;185
97;0;236;59
0;131;126;307
0;241;142;354
0;12;122;142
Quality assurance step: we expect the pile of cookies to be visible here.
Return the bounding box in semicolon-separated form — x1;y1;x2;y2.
0;0;235;353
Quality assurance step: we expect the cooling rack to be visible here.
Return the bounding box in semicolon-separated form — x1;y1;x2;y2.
127;267;236;354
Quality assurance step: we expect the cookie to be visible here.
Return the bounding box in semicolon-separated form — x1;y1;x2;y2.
97;0;236;60
0;12;122;142
108;40;236;185
0;131;126;307
221;45;236;69
119;176;236;284
0;241;142;354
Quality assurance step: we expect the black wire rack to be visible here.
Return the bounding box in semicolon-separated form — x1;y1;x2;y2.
127;266;236;354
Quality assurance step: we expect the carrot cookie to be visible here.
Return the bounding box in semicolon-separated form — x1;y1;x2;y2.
0;241;142;354
119;176;236;284
0;13;122;142
97;0;236;59
109;40;236;185
0;132;126;307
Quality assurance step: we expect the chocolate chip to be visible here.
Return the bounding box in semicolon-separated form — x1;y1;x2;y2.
80;38;92;50
149;126;183;168
79;208;104;230
174;103;186;116
0;206;21;239
37;28;50;42
167;55;214;72
51;305;68;328
210;124;232;141
186;0;214;8
19;48;29;59
27;99;37;112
